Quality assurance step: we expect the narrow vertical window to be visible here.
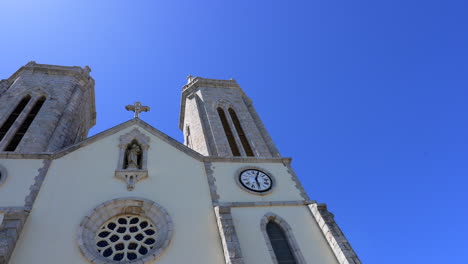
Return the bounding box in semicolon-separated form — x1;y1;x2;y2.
185;126;191;148
0;95;31;142
228;108;254;156
267;221;297;264
5;96;46;151
217;107;240;156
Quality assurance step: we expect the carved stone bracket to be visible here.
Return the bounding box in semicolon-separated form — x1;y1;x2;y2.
115;128;150;191
115;170;148;191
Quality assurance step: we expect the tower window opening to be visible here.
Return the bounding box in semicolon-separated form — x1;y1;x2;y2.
4;96;46;151
0;95;31;143
266;221;297;264
185;126;191;148
228;108;254;156
217;107;240;156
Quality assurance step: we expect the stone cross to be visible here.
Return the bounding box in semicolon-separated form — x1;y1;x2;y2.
125;102;150;118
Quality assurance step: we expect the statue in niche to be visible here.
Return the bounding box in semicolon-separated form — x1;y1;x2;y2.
125;142;142;170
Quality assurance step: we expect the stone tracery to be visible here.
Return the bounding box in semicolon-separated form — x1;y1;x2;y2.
77;198;173;264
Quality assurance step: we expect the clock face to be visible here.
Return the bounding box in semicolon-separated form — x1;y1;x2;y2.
239;169;272;193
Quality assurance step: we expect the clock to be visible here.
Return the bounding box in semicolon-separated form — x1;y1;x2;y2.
239;169;273;193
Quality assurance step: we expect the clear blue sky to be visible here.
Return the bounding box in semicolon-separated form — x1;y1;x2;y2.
1;0;467;263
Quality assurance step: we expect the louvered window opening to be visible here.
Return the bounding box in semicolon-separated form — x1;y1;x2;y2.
0;95;31;142
228;108;254;156
4;97;46;151
217;107;240;156
267;221;297;264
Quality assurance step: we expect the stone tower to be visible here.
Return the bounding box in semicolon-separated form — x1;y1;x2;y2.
179;76;280;158
0;61;96;152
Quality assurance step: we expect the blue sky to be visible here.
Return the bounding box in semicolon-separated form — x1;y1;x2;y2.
1;0;467;262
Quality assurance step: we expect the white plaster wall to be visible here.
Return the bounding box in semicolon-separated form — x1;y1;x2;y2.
0;159;44;207
10;124;224;264
212;162;304;203
231;206;339;264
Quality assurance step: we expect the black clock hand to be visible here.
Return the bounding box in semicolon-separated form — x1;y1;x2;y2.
255;171;260;188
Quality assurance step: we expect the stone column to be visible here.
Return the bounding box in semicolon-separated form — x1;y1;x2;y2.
214;206;245;264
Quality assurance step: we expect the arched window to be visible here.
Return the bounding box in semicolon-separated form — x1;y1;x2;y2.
0;95;31;142
228;108;254;156
217;107;240;156
267;221;297;264
261;213;305;264
4;96;46;151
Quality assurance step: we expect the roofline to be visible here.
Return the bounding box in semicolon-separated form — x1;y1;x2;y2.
0;118;292;164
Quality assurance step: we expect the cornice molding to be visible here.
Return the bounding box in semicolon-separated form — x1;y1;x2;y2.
6;61;94;87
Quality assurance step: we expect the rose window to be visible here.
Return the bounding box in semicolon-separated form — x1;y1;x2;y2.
78;198;172;264
95;215;157;262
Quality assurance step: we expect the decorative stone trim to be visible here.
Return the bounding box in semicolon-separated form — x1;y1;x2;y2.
0;165;7;186
204;162;220;203
218;200;315;208
115;170;148;191
234;166;275;196
77;197;173;264
214;206;245;264
53;119;204;160
260;212;306;264
282;162;310;200
308;203;361;264
24;159;52;211
115;128;150;191
0;207;29;264
203;156;292;164
0;153;52;159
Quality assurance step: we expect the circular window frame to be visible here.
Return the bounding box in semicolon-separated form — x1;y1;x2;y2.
234;166;275;196
0;164;7;187
77;197;173;264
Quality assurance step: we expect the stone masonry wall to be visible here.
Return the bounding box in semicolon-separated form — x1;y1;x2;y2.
181;77;280;158
182;92;211;156
0;62;95;153
0;208;28;264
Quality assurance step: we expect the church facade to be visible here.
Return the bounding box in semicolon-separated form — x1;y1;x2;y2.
0;62;360;264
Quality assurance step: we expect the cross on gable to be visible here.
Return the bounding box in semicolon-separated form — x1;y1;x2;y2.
125;101;150;118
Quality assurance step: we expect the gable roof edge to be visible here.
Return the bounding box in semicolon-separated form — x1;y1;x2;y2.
52;119;205;160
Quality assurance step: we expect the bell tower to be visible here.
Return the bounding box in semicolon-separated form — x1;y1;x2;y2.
0;61;96;153
179;76;280;158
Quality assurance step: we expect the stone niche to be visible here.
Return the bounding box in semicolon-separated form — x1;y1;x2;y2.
115;129;150;190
